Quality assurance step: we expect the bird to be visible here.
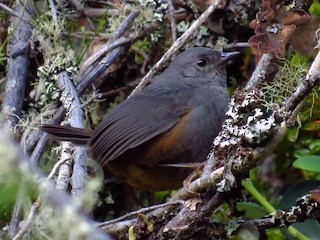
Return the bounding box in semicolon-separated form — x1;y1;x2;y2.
40;47;238;191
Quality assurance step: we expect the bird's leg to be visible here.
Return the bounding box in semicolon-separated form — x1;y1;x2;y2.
182;163;205;195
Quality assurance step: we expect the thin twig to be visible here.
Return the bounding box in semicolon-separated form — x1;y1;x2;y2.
12;197;41;240
76;10;140;93
48;0;58;27
80;35;135;76
49;157;72;180
98;200;184;227
0;3;19;17
0;3;34;26
167;0;177;42
130;0;224;96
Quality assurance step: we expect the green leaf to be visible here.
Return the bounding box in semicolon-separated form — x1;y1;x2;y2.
293;148;312;159
299;135;314;145
309;139;320;154
293;155;320;172
302;121;320;131
237;202;267;218
287;126;299;142
298;111;311;122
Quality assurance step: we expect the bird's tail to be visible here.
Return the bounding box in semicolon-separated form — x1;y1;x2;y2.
40;124;92;145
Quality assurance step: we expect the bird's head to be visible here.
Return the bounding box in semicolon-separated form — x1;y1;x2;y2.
167;47;239;88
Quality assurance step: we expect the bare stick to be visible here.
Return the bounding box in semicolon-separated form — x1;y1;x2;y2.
6;1;34;236
55;142;73;191
12;197;41;240
76;10;140;94
167;0;177;42
98;200;183;227
56;71;87;196
80;35;135;76
130;0;224;95
0;3;34;25
3;0;33;129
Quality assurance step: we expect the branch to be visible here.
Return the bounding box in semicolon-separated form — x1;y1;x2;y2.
167;0;177;42
0;3;35;26
130;0;225;95
6;1;34;236
3;0;33;129
226;189;320;238
56;71;87;196
75;9;140;94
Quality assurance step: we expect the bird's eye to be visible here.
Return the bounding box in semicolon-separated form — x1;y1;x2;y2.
196;58;207;67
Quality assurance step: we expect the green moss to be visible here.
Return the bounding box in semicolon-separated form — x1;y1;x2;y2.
261;55;308;109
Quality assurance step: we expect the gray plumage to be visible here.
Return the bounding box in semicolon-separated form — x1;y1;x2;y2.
41;47;237;190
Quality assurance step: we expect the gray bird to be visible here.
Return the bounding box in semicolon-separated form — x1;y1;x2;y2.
41;47;238;191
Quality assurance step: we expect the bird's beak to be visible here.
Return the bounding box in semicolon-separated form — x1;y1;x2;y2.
218;51;240;65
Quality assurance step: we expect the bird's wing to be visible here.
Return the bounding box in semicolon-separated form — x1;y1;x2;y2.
89;92;191;164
